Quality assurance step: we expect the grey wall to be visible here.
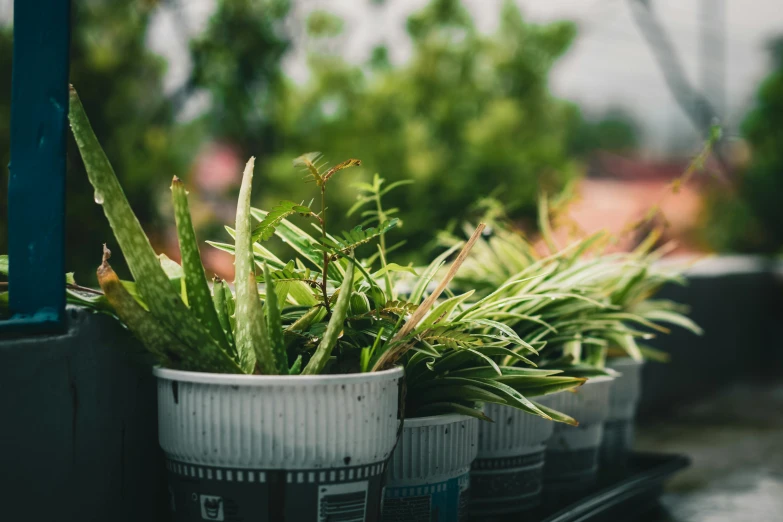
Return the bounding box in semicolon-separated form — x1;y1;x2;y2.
0;306;167;521
638;258;783;416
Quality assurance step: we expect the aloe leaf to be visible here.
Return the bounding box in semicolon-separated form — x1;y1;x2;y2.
241;270;276;374
301;259;354;375
263;262;288;374
157;254;186;300
171;177;231;352
233;157;269;373
97;254;175;366
94;249;244;372
212;279;236;356
289;355;303;375
69;87;241;373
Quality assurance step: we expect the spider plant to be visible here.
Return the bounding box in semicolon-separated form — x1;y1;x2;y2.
438;199;701;375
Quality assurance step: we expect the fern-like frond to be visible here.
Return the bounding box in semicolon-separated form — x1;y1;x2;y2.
256;260;321;288
316;219;399;257
251;201;312;243
293;152;324;185
375;299;418;317
322;158;361;183
420;325;480;349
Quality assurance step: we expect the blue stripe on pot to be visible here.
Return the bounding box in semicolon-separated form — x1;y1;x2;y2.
542;376;613;502
155;366;404;522
384;414;479;522
469;401;556;516
601;358;645;472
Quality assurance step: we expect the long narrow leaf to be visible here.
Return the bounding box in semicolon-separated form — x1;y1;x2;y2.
302;259;355;374
69;87;240;373
171;177;230;352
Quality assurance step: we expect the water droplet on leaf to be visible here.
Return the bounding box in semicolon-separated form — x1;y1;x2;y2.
94;190;104;204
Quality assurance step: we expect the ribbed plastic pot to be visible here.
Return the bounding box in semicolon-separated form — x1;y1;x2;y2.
384;414;479;522
468;397;559;516
155;366;404;522
600;358;645;472
542;376;613;500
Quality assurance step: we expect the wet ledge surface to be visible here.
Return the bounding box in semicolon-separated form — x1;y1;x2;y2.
636;378;783;521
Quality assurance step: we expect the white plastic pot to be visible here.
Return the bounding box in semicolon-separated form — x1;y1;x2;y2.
155;366;404;522
542;376;613;498
469;397;559;516
384;414;479;522
601;357;645;470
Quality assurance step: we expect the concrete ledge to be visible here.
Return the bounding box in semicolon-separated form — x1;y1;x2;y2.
0;306;167;521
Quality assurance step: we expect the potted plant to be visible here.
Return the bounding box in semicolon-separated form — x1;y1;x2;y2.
212;175;586;521
441;200;701;505
439;208;620;513
592;235;702;471
70;87;413;522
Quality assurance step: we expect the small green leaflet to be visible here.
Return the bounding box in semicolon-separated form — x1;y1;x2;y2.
316;219;399;256
251;201;312;243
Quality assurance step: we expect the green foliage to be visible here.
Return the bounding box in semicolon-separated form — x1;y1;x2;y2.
252;201;313;242
0;2;190;283
441;203;701;374
565;107;642;157
188;0;291;155
201;0;581;263
704;37;783;253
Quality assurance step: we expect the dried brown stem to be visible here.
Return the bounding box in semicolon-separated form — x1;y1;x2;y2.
371;223;487;372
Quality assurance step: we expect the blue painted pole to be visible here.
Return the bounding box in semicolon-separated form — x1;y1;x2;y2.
4;0;71;331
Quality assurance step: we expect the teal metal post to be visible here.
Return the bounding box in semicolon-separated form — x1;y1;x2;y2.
3;0;71;332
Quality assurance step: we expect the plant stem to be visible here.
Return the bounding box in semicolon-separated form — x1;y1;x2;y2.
320;185;331;314
374;186;394;299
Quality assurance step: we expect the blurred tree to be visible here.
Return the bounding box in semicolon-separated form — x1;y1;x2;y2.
238;0;580;261
188;0;291;157
704;37;783;253
566;107;642;157
1;1;186;283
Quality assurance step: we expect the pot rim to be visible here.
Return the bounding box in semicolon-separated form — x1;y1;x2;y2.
402;413;476;428
606;356;646;368
583;375;615;385
153;365;403;386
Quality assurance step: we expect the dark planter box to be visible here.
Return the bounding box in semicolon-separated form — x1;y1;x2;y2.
0;305;167;521
639;257;783;416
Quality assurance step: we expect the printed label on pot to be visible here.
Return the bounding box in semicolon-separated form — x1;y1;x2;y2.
470;450;545;512
165;458;386;521
382;472;470;522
